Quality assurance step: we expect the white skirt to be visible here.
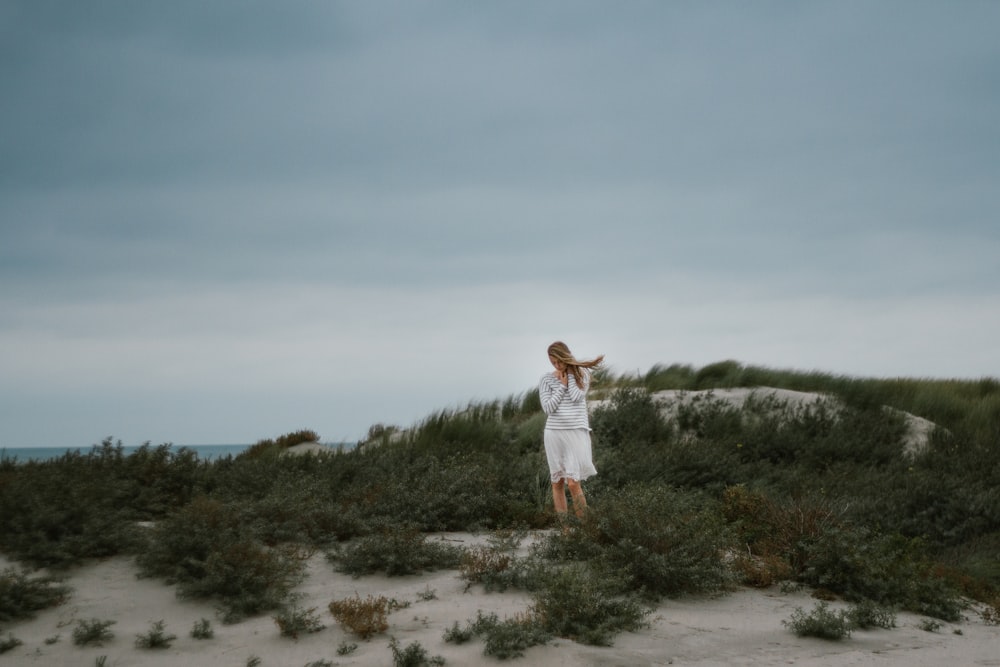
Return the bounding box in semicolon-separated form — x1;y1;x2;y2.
543;428;597;483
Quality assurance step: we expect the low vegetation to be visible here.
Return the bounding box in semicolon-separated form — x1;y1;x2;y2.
0;361;997;651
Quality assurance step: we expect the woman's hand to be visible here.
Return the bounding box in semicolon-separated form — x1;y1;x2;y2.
555;368;568;386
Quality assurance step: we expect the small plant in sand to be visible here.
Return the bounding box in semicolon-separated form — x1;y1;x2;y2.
444;610;551;659
848;599;897;629
783;602;853;640
190;617;214;639
134;620;177;649
329;594;401;639
919;618;942;632
0;633;23;654
72;618;116;646
337;640;359;655
273;603;325;638
388;637;445;666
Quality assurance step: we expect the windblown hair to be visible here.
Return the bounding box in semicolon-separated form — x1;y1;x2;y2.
547;341;605;388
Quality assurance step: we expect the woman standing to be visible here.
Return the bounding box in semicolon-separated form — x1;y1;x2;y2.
538;341;605;518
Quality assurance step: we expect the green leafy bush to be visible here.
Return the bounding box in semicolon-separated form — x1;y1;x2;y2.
552;484;735;599
388;637;445;666
190;617;214;639
273;603;325;638
783;602;853;640
328;523;464;577
72;618;116;646
530;562;649;646
0;568;71;622
134;620;176;649
444;610;551;659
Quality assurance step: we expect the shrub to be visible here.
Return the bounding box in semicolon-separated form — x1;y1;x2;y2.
329;594;396;639
134;620;176;649
560;484;735;599
0;633;22;654
337;640;359;655
445;610;551;659
190;618;214;639
328;524;464;577
530;562;649;646
273;603;325;638
72;618;116;646
388;637;445;666
0;567;71;622
783;602;853;640
848;600;897;629
137;497;307;622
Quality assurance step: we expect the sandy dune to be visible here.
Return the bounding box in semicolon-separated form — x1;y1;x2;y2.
3;532;997;667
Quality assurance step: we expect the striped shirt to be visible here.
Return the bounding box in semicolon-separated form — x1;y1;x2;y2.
539;369;591;430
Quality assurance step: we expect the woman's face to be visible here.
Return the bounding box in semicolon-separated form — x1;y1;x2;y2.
549;354;566;371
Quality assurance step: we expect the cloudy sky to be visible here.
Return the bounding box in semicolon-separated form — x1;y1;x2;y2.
2;2;998;448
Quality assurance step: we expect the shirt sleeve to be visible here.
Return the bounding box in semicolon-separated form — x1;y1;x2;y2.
539;374;567;415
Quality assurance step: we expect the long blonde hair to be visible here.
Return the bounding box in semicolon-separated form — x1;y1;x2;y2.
547;341;605;388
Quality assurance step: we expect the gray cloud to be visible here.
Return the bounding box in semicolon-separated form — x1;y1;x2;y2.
2;1;998;447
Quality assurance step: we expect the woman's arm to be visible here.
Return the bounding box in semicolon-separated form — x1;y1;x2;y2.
539;374;567;415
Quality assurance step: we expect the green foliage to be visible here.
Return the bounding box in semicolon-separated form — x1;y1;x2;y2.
136;496;307;622
328;524;464;577
0;633;22;654
451;610;552;659
273;603;325;638
783;602;853;640
72;618;116;646
530;562;649;646
134;620;176;649
1;360;998;624
848;599;897;629
388;637;445;666
0;567;71;622
190;617;214;639
549;484;735;600
337;640;359;655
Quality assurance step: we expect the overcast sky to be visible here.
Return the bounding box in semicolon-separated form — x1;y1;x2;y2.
2;2;998;448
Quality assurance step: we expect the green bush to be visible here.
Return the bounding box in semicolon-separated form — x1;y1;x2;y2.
0;568;71;622
530;562;649;646
190;618;214;639
848;599;897;629
784;602;853;640
136;496;307;622
0;633;22;654
388;637;445;666
328;523;464;577
72;618;116;646
134;620;176;649
554;484;735;600
444;610;551;659
273;603;325;638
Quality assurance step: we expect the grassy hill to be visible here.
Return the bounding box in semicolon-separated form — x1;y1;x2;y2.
3;360;998;639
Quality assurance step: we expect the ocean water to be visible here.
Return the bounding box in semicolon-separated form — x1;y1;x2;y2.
0;443;253;463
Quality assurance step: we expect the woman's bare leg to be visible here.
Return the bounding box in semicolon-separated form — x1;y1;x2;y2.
551;480;568;514
566;479;587;517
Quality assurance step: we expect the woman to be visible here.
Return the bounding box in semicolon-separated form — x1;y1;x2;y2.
538;341;605;518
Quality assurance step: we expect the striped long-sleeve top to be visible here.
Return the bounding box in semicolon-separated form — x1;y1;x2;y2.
539;369;591;430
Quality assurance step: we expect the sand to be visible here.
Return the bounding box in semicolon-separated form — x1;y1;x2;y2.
3;532;997;667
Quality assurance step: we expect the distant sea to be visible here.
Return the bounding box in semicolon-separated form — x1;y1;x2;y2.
1;444;253;463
